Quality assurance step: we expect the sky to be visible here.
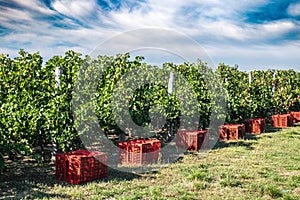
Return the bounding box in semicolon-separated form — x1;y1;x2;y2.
0;0;300;71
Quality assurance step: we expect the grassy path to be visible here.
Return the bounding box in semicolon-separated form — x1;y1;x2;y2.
1;126;300;199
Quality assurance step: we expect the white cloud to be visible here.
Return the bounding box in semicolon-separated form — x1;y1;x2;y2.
9;0;55;15
0;0;55;32
204;42;300;71
0;0;299;70
97;0;284;43
52;0;97;18
0;5;33;21
261;20;295;36
288;2;300;17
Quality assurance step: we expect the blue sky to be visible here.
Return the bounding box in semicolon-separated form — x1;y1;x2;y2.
0;0;300;71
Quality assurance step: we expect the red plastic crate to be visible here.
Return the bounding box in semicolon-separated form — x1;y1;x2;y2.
218;124;245;141
271;115;280;128
55;150;108;184
175;130;189;149
218;126;228;141
118;139;161;166
244;118;266;134
271;114;293;128
176;130;208;151
278;114;293;128
118;142;129;165
147;139;161;162
290;112;300;123
56;153;68;181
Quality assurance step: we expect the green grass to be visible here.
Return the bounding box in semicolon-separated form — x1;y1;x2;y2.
1;126;300;200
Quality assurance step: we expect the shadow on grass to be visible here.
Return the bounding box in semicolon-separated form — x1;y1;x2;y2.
292;122;300;127
266;128;283;133
245;133;261;140
1;182;70;199
265;124;283;133
102;167;142;182
0;157;147;199
0;158;71;199
265;123;300;135
213;140;255;150
284;131;300;139
212;133;261;151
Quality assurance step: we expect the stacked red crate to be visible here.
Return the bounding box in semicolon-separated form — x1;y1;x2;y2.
118;139;161;166
290;112;300;123
271;114;293;128
176;130;208;151
218;124;245;141
55;150;108;184
244;118;266;134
